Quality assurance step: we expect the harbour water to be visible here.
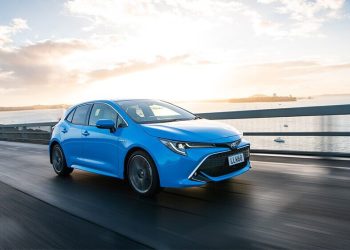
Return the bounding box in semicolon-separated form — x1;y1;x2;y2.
179;95;350;153
0;95;349;153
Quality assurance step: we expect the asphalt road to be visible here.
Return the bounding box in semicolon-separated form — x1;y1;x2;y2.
0;141;349;249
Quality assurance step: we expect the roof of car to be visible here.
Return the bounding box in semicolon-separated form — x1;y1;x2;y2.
69;99;163;109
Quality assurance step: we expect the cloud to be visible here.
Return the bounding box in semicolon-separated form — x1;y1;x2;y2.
0;38;98;105
0;18;28;48
0;70;14;80
0;35;201;105
257;0;346;37
243;9;287;37
66;0;341;39
0;39;89;89
238;60;350;80
87;54;190;81
64;0;259;66
262;0;345;20
65;0;264;35
65;0;245;24
0;37;194;91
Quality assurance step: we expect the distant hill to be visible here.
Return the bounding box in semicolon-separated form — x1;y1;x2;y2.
228;95;296;103
0;104;70;112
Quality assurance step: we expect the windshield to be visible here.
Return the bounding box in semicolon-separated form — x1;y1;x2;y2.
116;100;196;124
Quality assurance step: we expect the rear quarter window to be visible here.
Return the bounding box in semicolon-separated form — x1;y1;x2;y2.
65;109;75;123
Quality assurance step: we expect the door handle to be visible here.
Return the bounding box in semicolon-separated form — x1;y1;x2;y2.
61;128;68;133
82;130;90;136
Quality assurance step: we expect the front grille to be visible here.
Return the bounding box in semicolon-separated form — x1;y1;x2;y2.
193;147;250;178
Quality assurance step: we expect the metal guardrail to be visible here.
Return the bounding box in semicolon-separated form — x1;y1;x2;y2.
0;104;349;157
198;104;350;157
0;122;56;144
198;104;350;119
243;132;350;136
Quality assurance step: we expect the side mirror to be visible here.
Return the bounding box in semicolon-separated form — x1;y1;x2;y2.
96;119;116;132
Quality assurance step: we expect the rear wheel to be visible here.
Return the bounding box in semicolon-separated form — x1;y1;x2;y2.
51;144;73;176
127;151;159;197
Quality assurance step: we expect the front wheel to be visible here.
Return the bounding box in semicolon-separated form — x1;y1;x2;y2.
127;151;160;197
51;144;73;176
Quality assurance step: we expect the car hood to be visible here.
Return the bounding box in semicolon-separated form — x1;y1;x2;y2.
141;119;242;142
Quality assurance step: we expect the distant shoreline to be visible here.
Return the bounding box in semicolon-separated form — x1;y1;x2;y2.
228;96;296;103
198;95;297;103
0;104;70;112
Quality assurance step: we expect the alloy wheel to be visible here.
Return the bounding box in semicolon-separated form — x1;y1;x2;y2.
52;147;64;173
128;155;153;194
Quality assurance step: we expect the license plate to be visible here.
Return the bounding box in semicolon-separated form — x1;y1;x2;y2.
228;153;244;166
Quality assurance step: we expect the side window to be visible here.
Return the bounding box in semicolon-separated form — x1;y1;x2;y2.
72;104;91;125
65;109;75;123
89;103;118;126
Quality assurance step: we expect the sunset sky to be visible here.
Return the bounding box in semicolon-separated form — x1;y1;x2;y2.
0;0;349;106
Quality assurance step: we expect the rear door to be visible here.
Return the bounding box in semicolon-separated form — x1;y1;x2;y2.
60;104;91;166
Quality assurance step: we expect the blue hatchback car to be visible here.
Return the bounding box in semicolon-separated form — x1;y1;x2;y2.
49;99;251;196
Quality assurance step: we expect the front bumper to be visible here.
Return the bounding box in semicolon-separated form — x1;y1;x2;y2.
189;146;250;182
156;140;251;188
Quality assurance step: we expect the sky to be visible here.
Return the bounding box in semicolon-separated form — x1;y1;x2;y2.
0;0;349;106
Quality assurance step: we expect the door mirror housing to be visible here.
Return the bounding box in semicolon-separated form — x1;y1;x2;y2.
96;119;116;132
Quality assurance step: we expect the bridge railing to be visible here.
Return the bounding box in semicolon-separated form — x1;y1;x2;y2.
198;104;350;158
0;104;349;157
0;122;55;144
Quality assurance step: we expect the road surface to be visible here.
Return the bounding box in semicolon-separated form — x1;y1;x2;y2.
0;141;349;249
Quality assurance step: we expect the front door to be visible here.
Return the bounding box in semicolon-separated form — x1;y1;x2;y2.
80;103;123;176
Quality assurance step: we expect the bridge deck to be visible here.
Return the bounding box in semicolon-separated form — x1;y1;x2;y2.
0;141;349;249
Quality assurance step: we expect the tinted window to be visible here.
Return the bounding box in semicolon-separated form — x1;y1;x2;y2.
65;109;75;123
89;103;118;126
72;104;90;125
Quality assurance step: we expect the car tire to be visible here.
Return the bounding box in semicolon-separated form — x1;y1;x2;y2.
51;144;73;176
127;150;160;197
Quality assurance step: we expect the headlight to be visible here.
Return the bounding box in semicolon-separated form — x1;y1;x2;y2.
160;139;187;155
160;139;215;156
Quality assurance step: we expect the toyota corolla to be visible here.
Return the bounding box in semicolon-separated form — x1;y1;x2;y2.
49;99;251;196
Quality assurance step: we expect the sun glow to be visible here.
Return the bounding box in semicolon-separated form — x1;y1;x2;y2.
76;64;230;103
